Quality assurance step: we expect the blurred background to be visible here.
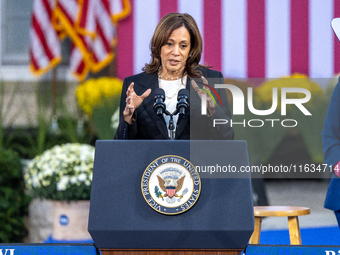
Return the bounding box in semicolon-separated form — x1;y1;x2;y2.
0;0;339;244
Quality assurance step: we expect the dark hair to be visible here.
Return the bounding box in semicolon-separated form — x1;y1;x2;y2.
143;13;204;78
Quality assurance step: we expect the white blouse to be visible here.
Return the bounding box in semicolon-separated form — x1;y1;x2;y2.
158;76;187;137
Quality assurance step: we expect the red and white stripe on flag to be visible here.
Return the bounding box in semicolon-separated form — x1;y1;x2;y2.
78;0;115;73
116;0;340;80
66;0;131;80
54;0;93;81
29;0;61;76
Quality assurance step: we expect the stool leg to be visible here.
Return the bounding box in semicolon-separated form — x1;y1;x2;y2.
249;216;262;244
288;216;302;245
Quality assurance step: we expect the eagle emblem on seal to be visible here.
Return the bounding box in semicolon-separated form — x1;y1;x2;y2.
154;167;188;204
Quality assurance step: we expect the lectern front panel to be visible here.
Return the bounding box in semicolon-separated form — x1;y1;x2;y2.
88;140;254;249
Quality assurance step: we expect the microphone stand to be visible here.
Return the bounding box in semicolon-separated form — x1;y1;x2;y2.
165;102;188;140
168;114;175;139
164;110;176;140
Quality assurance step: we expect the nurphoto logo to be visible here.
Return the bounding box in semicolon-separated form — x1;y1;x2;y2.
201;84;312;128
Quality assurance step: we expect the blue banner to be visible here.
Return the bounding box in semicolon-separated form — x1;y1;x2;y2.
245;245;340;255
0;244;96;255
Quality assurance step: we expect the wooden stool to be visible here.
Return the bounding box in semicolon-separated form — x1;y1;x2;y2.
249;206;310;245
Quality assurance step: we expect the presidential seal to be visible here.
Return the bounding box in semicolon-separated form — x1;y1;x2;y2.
141;155;201;215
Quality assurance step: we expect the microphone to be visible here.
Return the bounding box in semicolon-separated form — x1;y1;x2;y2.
153;88;166;115
176;89;189;115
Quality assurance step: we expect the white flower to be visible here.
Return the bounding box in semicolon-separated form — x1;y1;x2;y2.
78;173;87;182
43;168;54;177
25;143;95;199
32;176;40;188
57;176;69;191
70;176;78;184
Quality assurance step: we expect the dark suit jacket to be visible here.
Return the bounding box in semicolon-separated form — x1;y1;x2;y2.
322;77;340;211
114;67;234;140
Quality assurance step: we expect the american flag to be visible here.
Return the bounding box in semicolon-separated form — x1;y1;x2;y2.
29;0;130;81
116;0;340;80
29;0;61;76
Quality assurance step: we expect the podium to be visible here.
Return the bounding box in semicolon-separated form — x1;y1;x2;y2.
88;140;254;255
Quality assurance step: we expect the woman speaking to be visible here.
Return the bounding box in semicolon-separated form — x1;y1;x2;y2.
114;13;233;140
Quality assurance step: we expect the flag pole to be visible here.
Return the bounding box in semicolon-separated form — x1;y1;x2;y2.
49;66;60;134
109;46;117;77
52;67;58;116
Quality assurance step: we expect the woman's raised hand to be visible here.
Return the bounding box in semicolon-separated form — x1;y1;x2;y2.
123;82;151;124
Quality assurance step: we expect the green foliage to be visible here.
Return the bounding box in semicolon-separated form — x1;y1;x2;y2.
293;97;329;163
75;77;122;140
233;109;287;164
8;119;95;159
0;148;30;243
4;81;94;159
231;76;331;165
91;97;120;139
0;81;23;151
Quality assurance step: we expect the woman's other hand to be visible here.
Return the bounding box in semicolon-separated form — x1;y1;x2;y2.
191;76;215;117
123;82;151;124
